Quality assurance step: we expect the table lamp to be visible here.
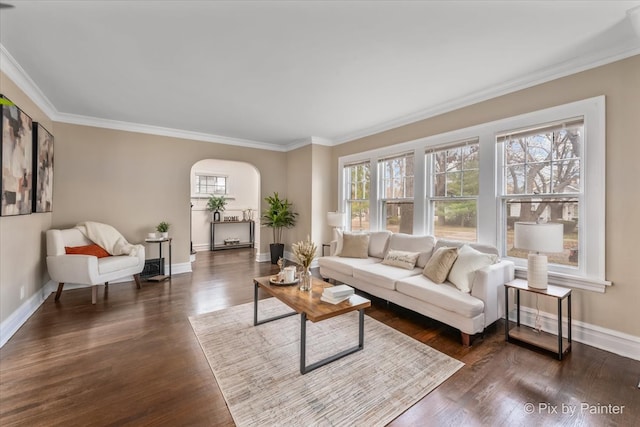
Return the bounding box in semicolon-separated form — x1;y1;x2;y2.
327;211;345;240
514;221;564;289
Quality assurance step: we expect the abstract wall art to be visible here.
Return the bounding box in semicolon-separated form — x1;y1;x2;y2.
1;95;33;216
32;123;54;213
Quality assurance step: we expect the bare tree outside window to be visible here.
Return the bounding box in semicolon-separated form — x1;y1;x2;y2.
345;163;370;231
380;154;414;233
429;141;479;242
501;119;582;267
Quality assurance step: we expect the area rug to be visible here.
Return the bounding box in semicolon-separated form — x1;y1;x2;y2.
189;298;464;426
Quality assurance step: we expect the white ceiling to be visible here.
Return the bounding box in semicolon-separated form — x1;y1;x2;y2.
1;1;639;151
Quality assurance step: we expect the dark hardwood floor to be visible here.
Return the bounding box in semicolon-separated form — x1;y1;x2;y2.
1;249;638;426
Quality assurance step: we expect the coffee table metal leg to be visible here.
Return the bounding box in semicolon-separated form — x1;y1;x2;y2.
253;281;297;326
300;308;366;375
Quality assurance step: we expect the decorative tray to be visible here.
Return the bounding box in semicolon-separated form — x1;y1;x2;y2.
269;276;299;286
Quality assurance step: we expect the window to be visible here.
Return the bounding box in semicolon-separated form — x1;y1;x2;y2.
337;97;606;290
499;118;582;268
427;140;479;242
379;153;414;233
344;162;370;231
195;174;227;195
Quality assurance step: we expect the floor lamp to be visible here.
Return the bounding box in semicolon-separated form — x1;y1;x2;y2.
514;221;564;289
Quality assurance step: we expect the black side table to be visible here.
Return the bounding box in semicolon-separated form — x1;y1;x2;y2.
504;279;571;360
144;237;172;281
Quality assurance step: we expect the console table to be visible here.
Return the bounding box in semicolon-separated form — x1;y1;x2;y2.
210;220;255;251
504;279;572;360
144;237;172;281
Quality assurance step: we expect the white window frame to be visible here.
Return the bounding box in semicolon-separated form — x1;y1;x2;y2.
344;162;371;231
378;153;415;232
337;96;608;292
195;174;228;196
426;138;480;242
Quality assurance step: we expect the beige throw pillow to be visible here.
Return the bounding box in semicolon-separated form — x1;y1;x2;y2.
339;233;370;258
448;244;498;293
381;250;420;270
422;246;459;283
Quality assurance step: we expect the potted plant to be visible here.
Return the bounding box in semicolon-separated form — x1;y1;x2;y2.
156;221;170;238
207;195;227;222
261;192;298;264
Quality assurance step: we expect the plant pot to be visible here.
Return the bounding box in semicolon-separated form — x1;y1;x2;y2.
160;232;169;239
270;243;284;264
213;211;221;222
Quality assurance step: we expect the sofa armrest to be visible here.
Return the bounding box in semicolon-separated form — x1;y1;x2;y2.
46;255;99;285
471;260;515;327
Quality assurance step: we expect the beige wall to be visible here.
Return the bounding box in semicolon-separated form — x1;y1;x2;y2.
0;72;54;324
51;123;288;264
331;55;640;338
286;145;313;247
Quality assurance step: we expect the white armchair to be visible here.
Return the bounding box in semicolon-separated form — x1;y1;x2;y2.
46;228;145;304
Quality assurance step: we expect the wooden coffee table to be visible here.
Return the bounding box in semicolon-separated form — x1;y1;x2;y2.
253;275;371;374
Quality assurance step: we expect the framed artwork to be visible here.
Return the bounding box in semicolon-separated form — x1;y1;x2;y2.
32;123;54;213
1;95;33;216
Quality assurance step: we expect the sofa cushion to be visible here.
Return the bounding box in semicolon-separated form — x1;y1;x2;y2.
339;233;370;258
396;275;485;318
422;246;458;283
97;255;140;275
382;250;420;270
388;233;436;268
318;255;380;277
448;245;498;293
368;230;392;258
353;263;422;291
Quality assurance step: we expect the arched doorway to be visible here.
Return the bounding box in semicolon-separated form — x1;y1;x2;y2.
190;159;260;256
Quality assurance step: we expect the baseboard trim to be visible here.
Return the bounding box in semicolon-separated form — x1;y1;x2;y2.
509;307;640;361
0;281;55;348
0;262;192;348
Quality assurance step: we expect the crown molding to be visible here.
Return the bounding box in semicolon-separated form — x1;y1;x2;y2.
0;44;58;119
331;43;640;145
55;112;287;152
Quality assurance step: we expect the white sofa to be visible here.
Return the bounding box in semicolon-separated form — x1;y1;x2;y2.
46;228;146;304
318;231;514;345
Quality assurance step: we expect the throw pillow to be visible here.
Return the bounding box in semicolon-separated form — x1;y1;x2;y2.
448;245;498;293
339;233;370;258
422;246;459;283
381;250;421;270
65;244;110;258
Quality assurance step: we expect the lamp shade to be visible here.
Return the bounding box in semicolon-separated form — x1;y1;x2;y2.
327;212;345;228
514;222;564;253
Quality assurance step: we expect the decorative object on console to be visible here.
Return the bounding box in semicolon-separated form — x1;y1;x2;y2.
292;236;317;291
32;123;54;213
156;221;170;238
261;192;298;264
514;221;564;289
1;95;33;216
207;195;227;222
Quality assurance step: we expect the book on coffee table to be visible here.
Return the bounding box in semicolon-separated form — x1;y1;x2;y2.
320;294;352;304
323;284;354;298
